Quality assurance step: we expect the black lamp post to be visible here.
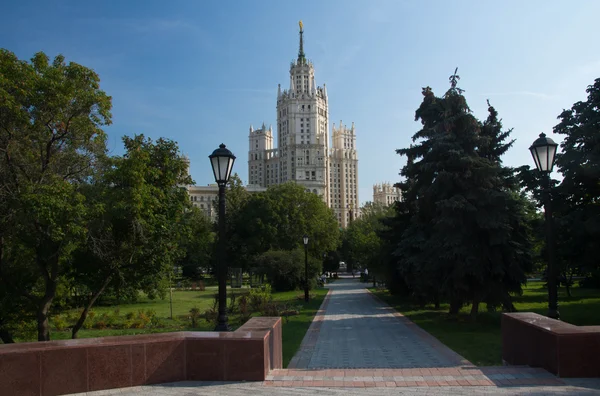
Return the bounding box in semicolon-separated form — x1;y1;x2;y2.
529;133;560;320
209;143;236;331
303;235;309;302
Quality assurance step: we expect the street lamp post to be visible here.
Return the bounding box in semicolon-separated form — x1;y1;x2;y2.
209;143;236;331
529;133;560;320
303;235;309;302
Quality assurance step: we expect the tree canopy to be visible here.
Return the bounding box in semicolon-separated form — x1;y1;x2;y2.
388;74;533;316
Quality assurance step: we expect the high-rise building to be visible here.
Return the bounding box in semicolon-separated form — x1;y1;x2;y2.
248;21;359;227
373;183;402;206
188;184;267;222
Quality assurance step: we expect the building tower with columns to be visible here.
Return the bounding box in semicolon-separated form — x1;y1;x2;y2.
247;21;359;227
373;182;402;206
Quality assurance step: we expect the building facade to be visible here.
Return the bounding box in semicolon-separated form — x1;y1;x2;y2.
188;184;267;222
373;183;402;206
248;21;359;228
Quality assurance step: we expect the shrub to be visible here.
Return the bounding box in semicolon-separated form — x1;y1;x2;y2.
94;320;107;330
52;316;68;331
150;317;168;328
82;318;94;329
249;284;272;312
145;310;157;320
65;311;79;324
125;312;135;320
189;307;202;328
261;302;281;317
238;295;252;325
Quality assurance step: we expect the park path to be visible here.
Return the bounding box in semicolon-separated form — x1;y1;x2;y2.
287;276;469;369
76;277;600;394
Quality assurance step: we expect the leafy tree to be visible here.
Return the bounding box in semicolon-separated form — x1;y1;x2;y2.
69;135;192;338
323;250;341;273
178;207;214;280
340;202;394;282
230;182;340;268
391;74;532;317
215;173;250;273
0;50;111;341
255;249;321;291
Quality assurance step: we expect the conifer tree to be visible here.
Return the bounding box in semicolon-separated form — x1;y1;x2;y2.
391;69;532;317
553;78;600;284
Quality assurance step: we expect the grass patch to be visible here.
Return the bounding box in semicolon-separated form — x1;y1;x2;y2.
30;286;328;368
371;282;600;366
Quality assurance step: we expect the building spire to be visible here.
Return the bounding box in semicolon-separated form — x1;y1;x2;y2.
298;20;306;64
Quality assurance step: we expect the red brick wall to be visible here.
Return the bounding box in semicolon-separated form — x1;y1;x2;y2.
0;317;282;395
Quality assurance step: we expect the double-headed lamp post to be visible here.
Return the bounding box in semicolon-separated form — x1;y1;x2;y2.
209;143;236;331
529;133;560;320
303;235;309;302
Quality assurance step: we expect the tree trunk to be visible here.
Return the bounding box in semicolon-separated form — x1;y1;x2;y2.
72;275;113;339
0;328;15;343
37;291;55;341
36;252;59;342
470;297;480;320
564;271;573;297
449;297;461;315
434;294;440;310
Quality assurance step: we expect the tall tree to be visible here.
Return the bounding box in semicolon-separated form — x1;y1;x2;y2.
215;173;251;273
340;202;394;280
0;50;111;340
553;78;600;282
69;135;192;338
177;207;214;280
391;72;532;316
230;182;340;266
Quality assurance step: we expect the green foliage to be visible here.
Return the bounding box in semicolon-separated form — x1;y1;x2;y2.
553;78;600;285
0;49;112;341
0;50;207;342
178;207;214;280
389;79;533;316
248;284;273;312
52;316;68;331
228;183;340;272
68;134;193;338
340;202;394;279
255;249;322;291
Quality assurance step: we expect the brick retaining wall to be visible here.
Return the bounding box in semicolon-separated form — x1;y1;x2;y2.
0;317;282;395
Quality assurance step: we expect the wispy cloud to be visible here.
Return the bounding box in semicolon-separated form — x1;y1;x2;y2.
118;18;200;34
220;88;274;95
478;91;559;100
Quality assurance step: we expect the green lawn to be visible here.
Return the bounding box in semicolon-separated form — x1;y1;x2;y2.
371;282;600;366
68;286;236;319
43;286;328;368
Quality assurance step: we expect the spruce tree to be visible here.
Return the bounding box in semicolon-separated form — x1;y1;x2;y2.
553;78;600;284
392;70;532;317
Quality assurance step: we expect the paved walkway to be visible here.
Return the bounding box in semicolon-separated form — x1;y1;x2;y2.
288;277;469;369
75;277;600;395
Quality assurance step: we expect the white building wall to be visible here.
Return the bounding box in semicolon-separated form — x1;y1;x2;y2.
187;184;267;222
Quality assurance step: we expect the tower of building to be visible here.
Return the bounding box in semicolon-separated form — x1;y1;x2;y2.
248;123;276;186
373;182;402;206
247;21;359;227
330;121;358;227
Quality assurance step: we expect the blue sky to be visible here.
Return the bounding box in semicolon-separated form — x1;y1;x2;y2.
2;1;599;204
